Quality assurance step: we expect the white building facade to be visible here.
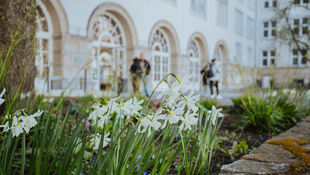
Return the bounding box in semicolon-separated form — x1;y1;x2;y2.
256;0;310;87
34;0;308;97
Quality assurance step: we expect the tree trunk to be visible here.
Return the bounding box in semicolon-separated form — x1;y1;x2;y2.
0;0;37;93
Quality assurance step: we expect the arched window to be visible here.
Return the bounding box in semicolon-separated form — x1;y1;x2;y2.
214;47;223;62
91;13;127;93
187;40;201;90
36;2;53;91
151;29;170;84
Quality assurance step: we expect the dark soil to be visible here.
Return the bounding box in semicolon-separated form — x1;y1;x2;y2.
210;114;271;174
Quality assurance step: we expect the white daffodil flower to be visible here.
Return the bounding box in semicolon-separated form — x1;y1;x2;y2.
283;89;290;95
290;89;296;95
157;106;184;128
271;90;277;97
179;93;200;113
0;116;10;132
19;110;43;133
179;111;198;131
159;81;181;107
20;92;31;99
306;89;310;98
97;115;110;128
0;88;6;106
207;105;224;126
42;98;54;103
178;75;192;94
89;104;108;122
123;97;143;116
137;116;161;137
11;116;24;137
90;133;111;150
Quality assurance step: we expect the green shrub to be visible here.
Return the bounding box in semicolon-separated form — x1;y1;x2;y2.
231;89;308;134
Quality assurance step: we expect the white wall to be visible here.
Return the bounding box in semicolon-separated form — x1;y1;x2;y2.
60;0;256;66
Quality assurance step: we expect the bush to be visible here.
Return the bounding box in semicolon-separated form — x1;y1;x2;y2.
230;89;309;134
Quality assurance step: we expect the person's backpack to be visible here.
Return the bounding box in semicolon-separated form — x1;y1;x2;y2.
206;65;214;78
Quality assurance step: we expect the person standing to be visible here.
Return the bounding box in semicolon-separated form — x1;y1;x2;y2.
209;59;222;99
139;53;151;97
200;62;210;97
130;58;142;95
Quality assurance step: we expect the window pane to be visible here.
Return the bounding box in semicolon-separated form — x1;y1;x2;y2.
272;21;277;27
264;22;269;28
263;59;268;66
264;1;269;8
273;0;277;7
272;30;276;37
303;18;308;24
294;27;299;35
264;31;268;37
302;57;307;64
263;51;268;56
271;59;275;65
294;19;299;25
302;27;308;35
271;50;276;56
293;58;298;65
293;49;298;55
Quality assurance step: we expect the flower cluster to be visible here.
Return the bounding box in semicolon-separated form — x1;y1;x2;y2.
0;110;43;137
0;89;43;137
263;90;277;98
87;97;144;150
87;75;224;151
282;89;296;97
137;76;201;136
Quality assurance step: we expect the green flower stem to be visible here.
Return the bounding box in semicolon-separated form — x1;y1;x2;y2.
21;133;26;175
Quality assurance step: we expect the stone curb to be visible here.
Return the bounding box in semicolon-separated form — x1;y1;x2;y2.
219;116;310;175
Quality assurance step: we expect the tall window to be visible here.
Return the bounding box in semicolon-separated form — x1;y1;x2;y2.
292;49;308;66
36;4;53;88
187;40;201;90
151;29;170;83
217;0;228;28
91;14;127;90
264;0;277;8
293;18;309;36
262;50;276;66
246;17;255;40
234;9;244;35
191;0;207;18
235;42;242;64
263;21;277;38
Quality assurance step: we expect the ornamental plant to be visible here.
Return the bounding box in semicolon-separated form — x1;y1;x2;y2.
0;60;224;175
231;88;310;135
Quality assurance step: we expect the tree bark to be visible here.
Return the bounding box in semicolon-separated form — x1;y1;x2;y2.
0;0;37;93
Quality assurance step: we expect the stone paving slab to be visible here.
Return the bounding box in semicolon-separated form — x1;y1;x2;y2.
220;116;310;175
